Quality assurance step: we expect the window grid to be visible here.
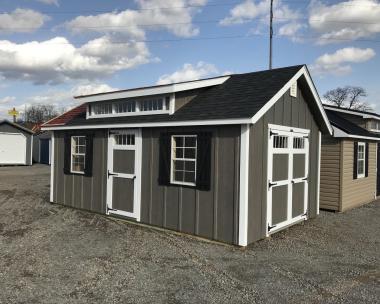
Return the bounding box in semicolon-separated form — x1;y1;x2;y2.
293;137;305;149
273;135;288;149
71;136;86;173
115;101;136;113
357;142;365;178
171;135;197;186
114;134;135;146
90;97;169;116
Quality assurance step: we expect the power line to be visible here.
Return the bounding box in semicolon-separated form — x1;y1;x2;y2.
1;16;380;31
0;0;379;15
1;32;380;45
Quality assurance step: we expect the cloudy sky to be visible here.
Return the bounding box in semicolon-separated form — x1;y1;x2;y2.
0;0;379;119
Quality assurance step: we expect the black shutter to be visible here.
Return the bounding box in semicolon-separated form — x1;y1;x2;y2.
63;134;71;175
196;132;212;191
365;142;369;178
84;134;94;177
353;142;358;180
158;133;171;185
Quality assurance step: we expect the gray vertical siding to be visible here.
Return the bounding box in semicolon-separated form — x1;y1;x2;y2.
247;85;320;243
140;126;240;244
0;123;33;165
53;130;108;213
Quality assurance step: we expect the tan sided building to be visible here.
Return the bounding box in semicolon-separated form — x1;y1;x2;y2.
321;106;380;212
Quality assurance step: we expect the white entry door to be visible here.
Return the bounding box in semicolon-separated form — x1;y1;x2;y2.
106;129;142;221
267;124;309;235
0;133;26;164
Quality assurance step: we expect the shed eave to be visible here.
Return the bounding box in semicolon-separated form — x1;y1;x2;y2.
41;118;252;131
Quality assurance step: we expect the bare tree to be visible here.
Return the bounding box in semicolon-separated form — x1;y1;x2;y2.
323;86;371;111
23;104;64;124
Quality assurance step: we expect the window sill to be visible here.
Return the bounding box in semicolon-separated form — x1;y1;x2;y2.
170;181;196;187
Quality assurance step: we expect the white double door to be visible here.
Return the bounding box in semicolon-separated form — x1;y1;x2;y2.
267;125;310;234
106;129;142;221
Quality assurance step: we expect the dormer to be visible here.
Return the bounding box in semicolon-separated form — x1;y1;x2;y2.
74;76;230;119
323;105;380;133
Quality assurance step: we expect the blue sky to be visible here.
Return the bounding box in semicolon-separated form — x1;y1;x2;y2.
0;0;379;119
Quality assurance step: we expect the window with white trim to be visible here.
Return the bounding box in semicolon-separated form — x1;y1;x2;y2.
293;137;305;149
89;96;171;117
273;135;288;148
114;134;135;146
357;142;365;178
171;135;197;186
71;136;86;173
92;103;113;115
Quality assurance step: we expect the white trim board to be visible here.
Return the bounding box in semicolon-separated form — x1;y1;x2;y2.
238;124;250;246
42;118;251;131
332;126;380;141
76;76;230;103
50;133;55;203
251;66;333;135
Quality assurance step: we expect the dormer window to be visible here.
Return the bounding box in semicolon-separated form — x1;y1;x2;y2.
88;95;171;118
370;120;380;132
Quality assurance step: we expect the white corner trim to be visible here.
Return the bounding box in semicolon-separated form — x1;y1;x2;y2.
75;76;230;103
169;93;175;115
50;132;55;203
41;118;251;131
317;131;321;215
332;126;380;141
238;124;250;246
30;134;33;165
251;66;333;135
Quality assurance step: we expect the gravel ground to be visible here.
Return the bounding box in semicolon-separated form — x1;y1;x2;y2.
0;164;379;304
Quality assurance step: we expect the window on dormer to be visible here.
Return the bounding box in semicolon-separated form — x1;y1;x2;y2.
88;96;170;118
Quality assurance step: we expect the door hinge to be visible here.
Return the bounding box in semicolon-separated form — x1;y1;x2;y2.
270;131;278;137
268;223;277;232
268;181;277;189
302;176;308;181
108;170;118;178
107;205;117;212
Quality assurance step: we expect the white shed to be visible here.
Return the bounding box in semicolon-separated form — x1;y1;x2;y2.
0;120;34;165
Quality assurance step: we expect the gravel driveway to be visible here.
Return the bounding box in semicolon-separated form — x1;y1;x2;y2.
0;164;379;304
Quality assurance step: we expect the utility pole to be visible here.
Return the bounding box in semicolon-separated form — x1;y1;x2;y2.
269;0;273;69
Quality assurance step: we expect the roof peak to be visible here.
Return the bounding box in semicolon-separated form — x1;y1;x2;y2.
75;64;305;100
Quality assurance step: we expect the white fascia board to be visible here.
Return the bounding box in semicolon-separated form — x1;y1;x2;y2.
75;76;230;103
251;66;333;135
41;118;251;131
332;126;380;141
324;106;380;120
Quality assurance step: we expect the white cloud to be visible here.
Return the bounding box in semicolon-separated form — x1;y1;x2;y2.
310;47;376;76
36;0;59;6
66;0;207;39
0;83;118;119
0;96;15;104
309;0;380;44
220;0;299;26
157;61;219;85
0;8;49;33
0;36;151;84
71;83;118;96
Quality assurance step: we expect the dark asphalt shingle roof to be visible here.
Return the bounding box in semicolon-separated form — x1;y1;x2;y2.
326;109;380;139
48;65;304;127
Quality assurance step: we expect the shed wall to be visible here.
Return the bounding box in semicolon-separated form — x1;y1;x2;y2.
0;123;32;165
319;136;341;211
341;140;376;211
247;86;320;243
140;126;241;245
53;130;108;213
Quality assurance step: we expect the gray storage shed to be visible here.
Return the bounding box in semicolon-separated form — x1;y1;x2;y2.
33;131;52;165
42;65;332;246
0;120;33;166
